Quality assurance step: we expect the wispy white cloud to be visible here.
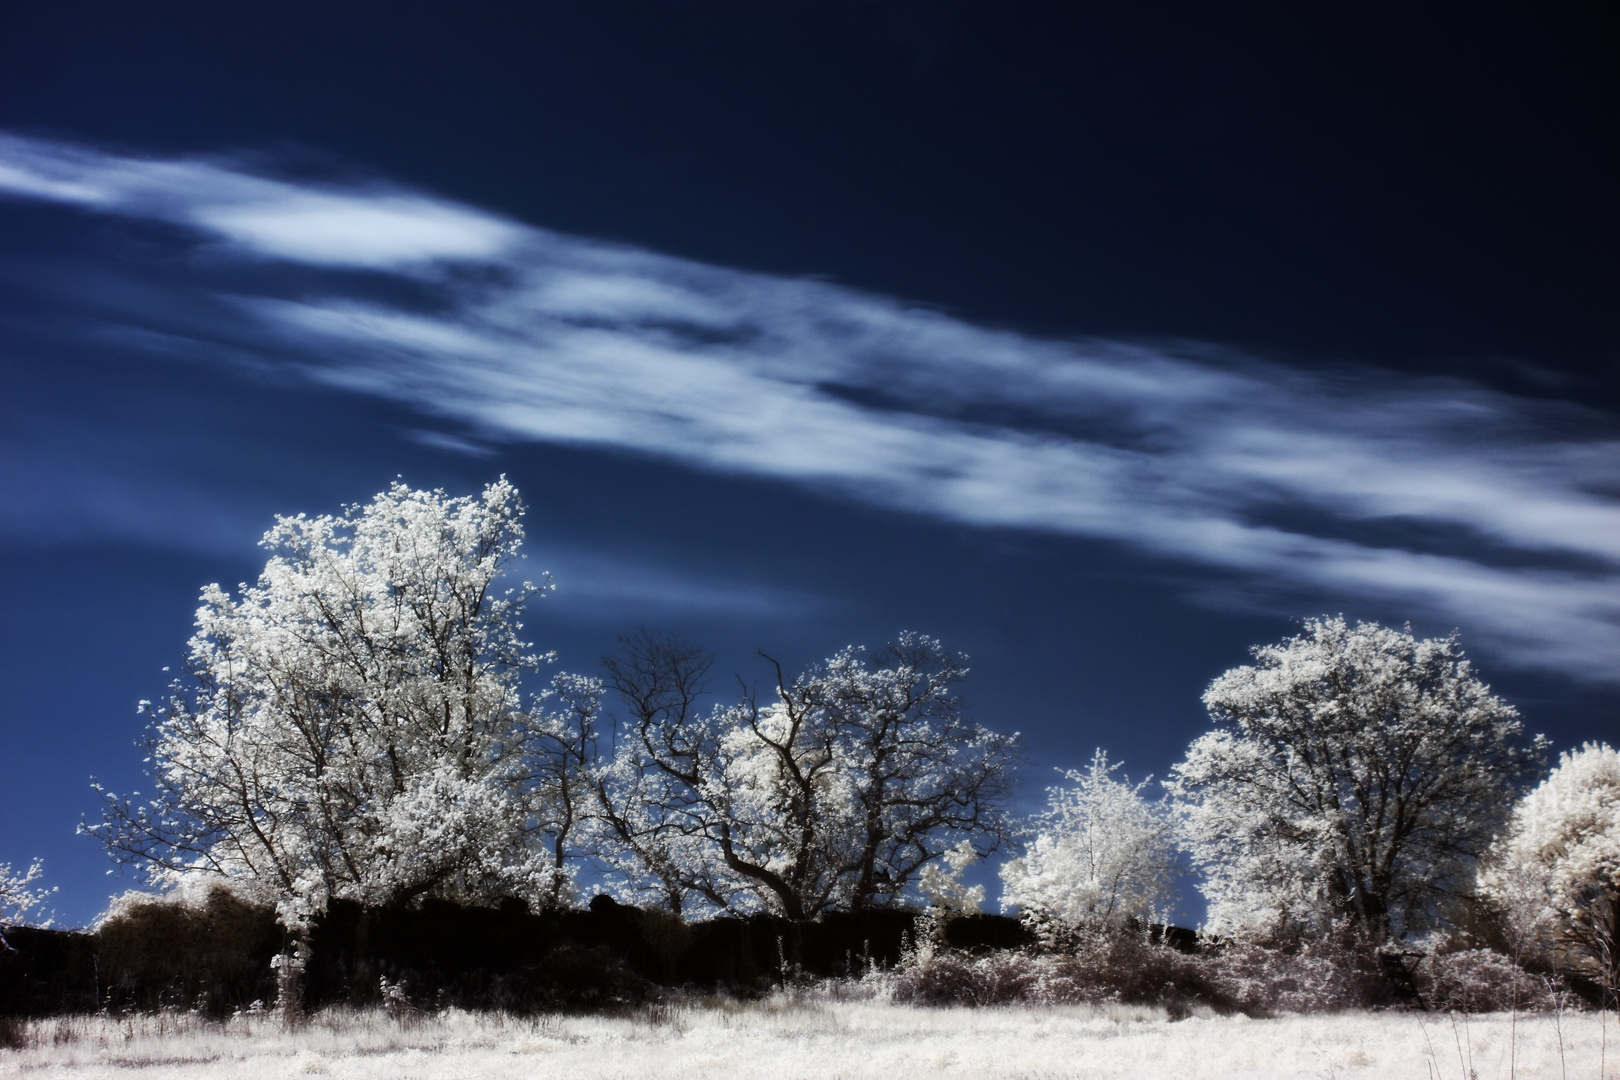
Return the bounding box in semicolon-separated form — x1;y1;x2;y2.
3;133;1617;679
403;429;499;458
0;133;516;266
538;547;829;620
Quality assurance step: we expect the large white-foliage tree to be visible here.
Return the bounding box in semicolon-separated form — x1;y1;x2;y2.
1482;742;1620;989
1168;616;1541;941
594;631;1020;920
999;750;1178;936
90;479;571;925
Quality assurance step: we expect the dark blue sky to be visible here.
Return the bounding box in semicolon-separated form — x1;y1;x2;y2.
1;2;1616;927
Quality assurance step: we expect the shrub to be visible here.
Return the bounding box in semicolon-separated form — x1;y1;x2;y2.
1197;939;1394;1014
95;880;282;1015
886;950;1042;1007
882;921;1577;1017
885;930;1235;1016
1420;948;1564;1013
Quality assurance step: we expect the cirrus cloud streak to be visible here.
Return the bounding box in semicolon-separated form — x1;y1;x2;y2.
1;133;1616;679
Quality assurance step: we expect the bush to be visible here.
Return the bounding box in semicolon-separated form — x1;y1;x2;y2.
1196;938;1396;1014
95;880;283;1016
886;950;1042;1007
885;931;1236;1017
882;921;1573;1017
1421;948;1564;1013
514;944;663;1013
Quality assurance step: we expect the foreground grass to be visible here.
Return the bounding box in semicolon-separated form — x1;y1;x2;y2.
2;998;1616;1079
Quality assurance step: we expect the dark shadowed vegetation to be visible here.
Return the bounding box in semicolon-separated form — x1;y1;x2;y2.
1;885;1586;1024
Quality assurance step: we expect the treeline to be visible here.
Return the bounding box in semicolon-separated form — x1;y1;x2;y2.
86;482;1016;926
5;481;1614;1022
1;886;1025;1018
8;885;1589;1024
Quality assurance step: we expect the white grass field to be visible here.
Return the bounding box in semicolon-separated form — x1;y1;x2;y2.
3;1000;1617;1079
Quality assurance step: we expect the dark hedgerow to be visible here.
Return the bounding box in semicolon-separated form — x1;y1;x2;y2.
0;893;1577;1021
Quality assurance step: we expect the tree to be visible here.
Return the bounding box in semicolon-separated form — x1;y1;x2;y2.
1167;616;1542;941
517;671;616;910
1482;742;1620;991
781;635;1020;913
89;479;572;925
999;750;1178;937
595;630;1020;920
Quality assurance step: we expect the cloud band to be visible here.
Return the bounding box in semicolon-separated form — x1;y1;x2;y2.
2;133;1616;679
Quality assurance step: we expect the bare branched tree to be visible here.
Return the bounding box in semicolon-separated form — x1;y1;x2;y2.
595;630;1020;920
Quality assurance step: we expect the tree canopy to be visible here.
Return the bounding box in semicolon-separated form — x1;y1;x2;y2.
93;478;1571;961
89;481;1021;926
1483;741;1620;989
593;631;1020;920
999;751;1177;938
89;479;569;925
1168;616;1542;941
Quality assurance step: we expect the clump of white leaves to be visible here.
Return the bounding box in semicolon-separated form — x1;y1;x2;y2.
89;479;571;927
999;751;1176;938
1483;741;1620;988
0;859;56;937
1168;616;1540;941
918;840;985;915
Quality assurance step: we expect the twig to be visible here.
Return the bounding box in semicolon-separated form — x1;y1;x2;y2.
1418;1012;1441;1079
1462;994;1474;1080
1553;989;1567;1080
1600;935;1612;1080
1508;943;1520;1080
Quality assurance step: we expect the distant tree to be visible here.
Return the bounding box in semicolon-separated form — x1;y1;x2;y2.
1482;742;1620;991
596;631;1020;920
999;750;1178;938
1168;616;1542;941
88;479;576;926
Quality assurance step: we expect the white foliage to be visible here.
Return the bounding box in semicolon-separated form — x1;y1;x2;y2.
917;839;985;914
772;634;1018;914
1483;741;1620;986
0;858;56;932
1169;616;1541;940
88;479;572;924
703;699;867;914
999;750;1177;934
590;734;731;914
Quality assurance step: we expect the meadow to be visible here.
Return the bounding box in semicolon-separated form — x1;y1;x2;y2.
3;998;1615;1080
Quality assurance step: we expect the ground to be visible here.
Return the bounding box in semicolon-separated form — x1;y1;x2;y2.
3;999;1615;1079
